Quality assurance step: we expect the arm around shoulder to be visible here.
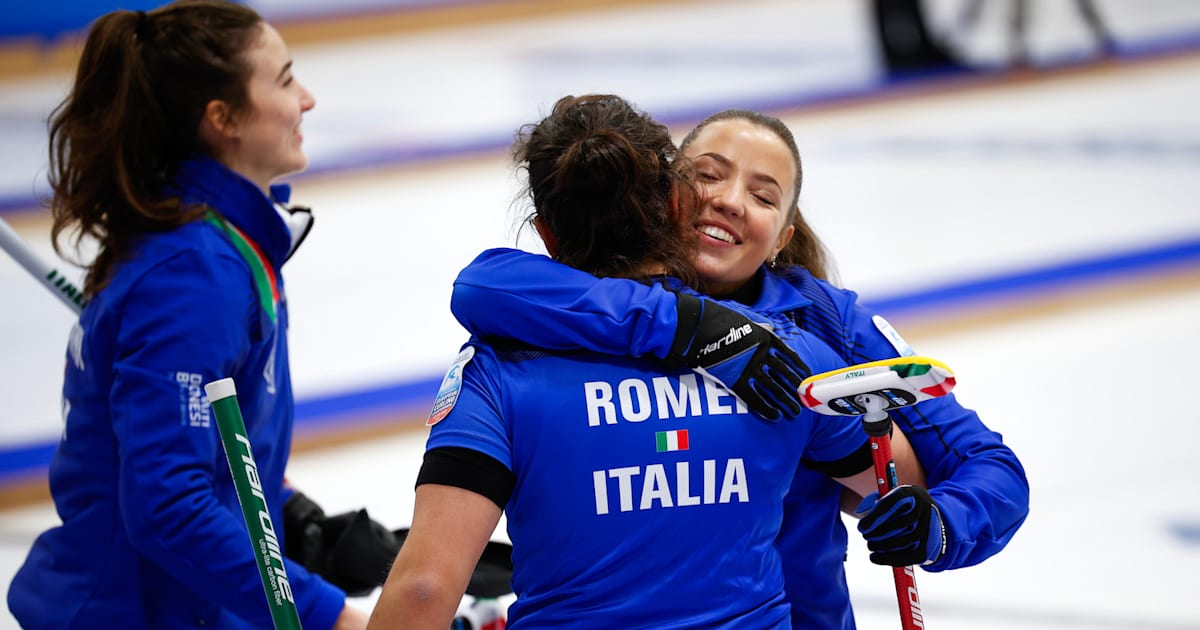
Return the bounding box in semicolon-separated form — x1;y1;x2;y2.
450;248;680;357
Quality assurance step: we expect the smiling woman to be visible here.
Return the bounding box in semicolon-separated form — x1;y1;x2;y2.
367;93;897;630
446;106;1030;628
682;111;802;296
203;22;316;192
4;1;365;629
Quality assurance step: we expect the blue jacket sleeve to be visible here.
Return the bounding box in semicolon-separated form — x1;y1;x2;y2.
900;395;1030;571
451;248;681;359
835;289;1030;571
112;251;344;629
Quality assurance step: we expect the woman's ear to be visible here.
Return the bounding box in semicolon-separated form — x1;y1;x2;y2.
533;216;559;258
200;100;238;139
772;223;796;260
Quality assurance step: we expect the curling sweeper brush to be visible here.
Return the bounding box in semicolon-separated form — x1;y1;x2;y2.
800;356;956;630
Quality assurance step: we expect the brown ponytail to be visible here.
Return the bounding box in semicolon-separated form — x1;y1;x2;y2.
515;94;699;286
48;0;262;297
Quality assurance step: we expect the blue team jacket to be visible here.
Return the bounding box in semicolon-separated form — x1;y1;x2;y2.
450;248;1030;630
429;285;863;629
7;156;345;629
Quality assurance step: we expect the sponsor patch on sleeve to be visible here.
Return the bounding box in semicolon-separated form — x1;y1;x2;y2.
427;345;476;427
175;371;212;428
872;315;916;358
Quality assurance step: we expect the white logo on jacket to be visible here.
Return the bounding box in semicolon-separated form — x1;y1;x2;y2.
176;371;211;428
583;372;746;426
593;459;749;514
68;322;84;371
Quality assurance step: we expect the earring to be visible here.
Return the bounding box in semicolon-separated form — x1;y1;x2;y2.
768;256;778;269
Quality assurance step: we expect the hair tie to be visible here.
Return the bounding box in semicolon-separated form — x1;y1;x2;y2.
134;10;152;41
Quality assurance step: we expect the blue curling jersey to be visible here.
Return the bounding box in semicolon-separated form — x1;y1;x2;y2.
7;156;345;629
427;292;865;629
450;248;1030;629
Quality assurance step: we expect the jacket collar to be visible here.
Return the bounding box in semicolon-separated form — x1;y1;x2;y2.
741;266;813;314
167;155;294;269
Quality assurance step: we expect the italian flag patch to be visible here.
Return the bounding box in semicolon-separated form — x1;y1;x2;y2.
656;429;689;453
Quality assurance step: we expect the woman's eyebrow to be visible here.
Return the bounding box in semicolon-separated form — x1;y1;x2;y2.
695;152;731;168
751;171;782;193
697;152;781;193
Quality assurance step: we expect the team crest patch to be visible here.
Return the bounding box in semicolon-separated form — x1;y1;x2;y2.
872;315;916;358
427;345;475;426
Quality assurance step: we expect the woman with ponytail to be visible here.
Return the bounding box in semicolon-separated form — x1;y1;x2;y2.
7;2;368;628
448;107;1029;628
366;95;897;629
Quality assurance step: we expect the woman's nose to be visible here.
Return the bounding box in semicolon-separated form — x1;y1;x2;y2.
707;181;743;217
300;83;316;112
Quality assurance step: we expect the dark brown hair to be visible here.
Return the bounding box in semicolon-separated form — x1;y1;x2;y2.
515;94;698;285
679;109;833;282
48;0;263;297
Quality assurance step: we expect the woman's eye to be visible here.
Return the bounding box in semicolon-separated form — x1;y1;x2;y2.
755;194;777;207
698;171;718;181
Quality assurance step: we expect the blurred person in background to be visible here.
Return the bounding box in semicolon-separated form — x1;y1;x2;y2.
956;0;1117;68
870;0;967;77
450;108;1029;628
873;0;1118;76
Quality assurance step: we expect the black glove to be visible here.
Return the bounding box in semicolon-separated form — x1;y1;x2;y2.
283;492;516;598
283;492;401;596
856;485;947;567
668;292;808;421
318;508;402;596
282;490;327;570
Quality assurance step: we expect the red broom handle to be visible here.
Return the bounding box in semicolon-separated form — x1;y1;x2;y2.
867;421;926;630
